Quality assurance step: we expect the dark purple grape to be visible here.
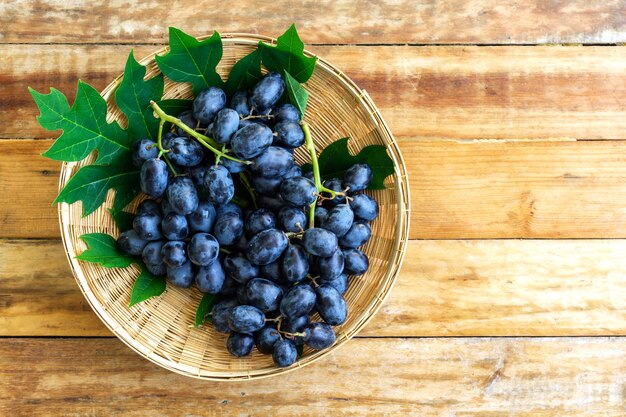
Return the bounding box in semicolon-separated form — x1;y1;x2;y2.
251;146;294;178
188;233;219;266
350;194;379;221
303;322;336;350
212;108;240;144
227;332;255;357
117;230;148;255
133;212;162;241
186;201;216;234
140;158;168;198
343;163;373;192
161;132;177;150
245;278;284;311
223;254;259;285
282;315;309;334
272;339;297;367
234;234;249;252
321;204;354;238
231;123;273;159
229;90;250;117
278;207;307;233
319;273;348;295
137;199;161;216
166;261;194;288
282;244;309;283
213;212;244;246
249;72;285;111
259;261;284;282
303;171;314;181
280;176;317;207
161;196;174;216
175;110;197;136
246;229;289;265
321;177;344;206
218;275;238;297
314;206;329;227
203;165;235;206
161;212;189;240
166;177;199;215
273;103;300;123
131;139;158;168
340;221;371;248
195;260;225;293
167;136;204;167
228;305;265;333
284;165;302;179
255;326;281;354
317;248;344;279
161;241;187;268
237;285;250;305
342;248;369;275
218;157;247;174
280;284;316;319
316;285;347;325
246;208;277;236
251;175;282;195
212;298;237;332
302;228;338;257
274;121;304;148
257;194;286;212
142;241;166;276
192;87;227;124
216;202;242;218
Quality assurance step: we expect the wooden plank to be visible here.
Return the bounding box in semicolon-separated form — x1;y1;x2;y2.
7;45;626;140
4;239;626;337
7;139;626;239
1;0;624;45
2;337;626;416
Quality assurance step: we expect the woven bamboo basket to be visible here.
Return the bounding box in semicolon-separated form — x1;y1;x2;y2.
58;33;410;380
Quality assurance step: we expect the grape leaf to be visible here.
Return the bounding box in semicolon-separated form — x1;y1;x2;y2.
108;208;135;232
155;28;224;95
259;24;317;83
31;82;131;164
129;265;166;307
115;51;164;141
225;48;263;95
301;138;394;190
283;70;308;117
54;159;140;216
156;98;193;116
195;293;217;327
76;233;134;268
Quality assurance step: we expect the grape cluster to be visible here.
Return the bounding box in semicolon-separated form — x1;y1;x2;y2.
118;72;380;367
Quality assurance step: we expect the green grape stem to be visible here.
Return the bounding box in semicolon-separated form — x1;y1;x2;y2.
156;119;178;176
150;101;251;166
238;172;258;209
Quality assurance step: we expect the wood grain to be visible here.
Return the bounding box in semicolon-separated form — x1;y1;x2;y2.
1;0;624;45
3;239;626;337
7;45;626;140
2;337;626;416
7;139;626;239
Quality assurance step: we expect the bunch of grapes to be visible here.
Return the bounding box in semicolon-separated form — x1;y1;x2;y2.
118;72;380;367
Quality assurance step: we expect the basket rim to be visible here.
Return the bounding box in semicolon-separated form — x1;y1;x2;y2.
57;33;411;381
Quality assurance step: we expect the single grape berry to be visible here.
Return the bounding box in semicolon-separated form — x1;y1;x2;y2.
167;136;204;167
314;206;329;227
227;332;255;357
212;299;237;333
231;123;273;159
216;202;242;218
343;163;373;192
218;157;247;174
174;110;197;136
349;193;379;221
319;273;349;295
342;248;369;275
317;248;344;279
131;139;158;168
251;175;282;196
195;260;225;294
167;177;199;215
282;244;309;282
245;208;277;236
212;108;240;144
255;326;281;354
272;339;297;367
259;261;284;282
186;201;216;234
133;212;163;241
278;207;307;233
321;178;344;206
188;233;219;266
223;254;259;285
117;230;148;255
246;229;289;265
274;121;305;148
192;87;227;124
203;165;235;206
273;103;300;123
251;146;294;178
229;90;250;117
249;72;285;111
161;212;189;240
161;241;187;268
245;278;284;311
315;285;348;326
166;261;194;288
213;212;244;246
303;322;336;350
142;241;166;276
322;204;354;238
302;228;338;257
280;176;317;207
161;132;177;150
140;158;168;198
257;194;286;212
340;221;372;248
228;305;266;333
280;284;316;319
137;199;161;216
284;165;302;180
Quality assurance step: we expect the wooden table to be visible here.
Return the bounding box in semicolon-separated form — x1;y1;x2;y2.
2;1;626;415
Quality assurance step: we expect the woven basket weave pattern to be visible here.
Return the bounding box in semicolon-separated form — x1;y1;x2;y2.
58;34;410;380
